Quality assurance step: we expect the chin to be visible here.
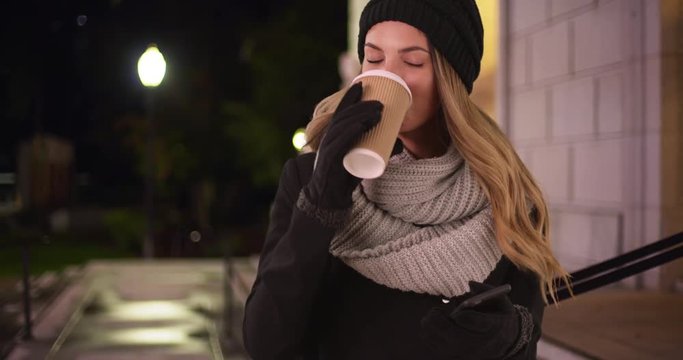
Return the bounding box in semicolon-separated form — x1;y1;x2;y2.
398;122;415;134
399;116;428;134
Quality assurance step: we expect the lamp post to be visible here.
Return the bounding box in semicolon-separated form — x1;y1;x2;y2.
137;44;166;259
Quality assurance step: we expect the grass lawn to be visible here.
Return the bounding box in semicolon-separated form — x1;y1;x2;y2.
0;240;136;278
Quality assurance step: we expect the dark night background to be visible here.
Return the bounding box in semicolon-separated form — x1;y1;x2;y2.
0;0;347;265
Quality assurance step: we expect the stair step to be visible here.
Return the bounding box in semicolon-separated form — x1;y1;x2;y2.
675;278;683;294
537;338;591;360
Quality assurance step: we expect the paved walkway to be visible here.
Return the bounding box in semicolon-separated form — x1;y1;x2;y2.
7;260;248;360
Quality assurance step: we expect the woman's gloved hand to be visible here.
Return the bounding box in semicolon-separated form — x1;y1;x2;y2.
303;82;383;211
421;281;524;360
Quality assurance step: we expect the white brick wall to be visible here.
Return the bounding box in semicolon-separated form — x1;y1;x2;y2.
510;38;527;87
597;72;624;134
531;145;571;202
503;0;663;288
530;22;570;81
552;78;595;138
574;0;624;71
552;212;592;270
511;89;547;141
552;211;621;271
644;0;660;55
511;0;548;32
591;213;622;260
644;133;661;207
573;139;623;203
551;0;595;18
644;57;661;132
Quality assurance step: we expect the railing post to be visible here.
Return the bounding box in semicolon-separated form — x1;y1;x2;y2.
20;234;33;340
223;237;234;338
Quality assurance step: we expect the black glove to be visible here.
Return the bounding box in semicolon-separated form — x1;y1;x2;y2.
303;82;383;210
421;281;522;360
391;137;404;156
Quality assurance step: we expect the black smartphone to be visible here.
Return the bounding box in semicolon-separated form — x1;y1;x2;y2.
449;284;512;317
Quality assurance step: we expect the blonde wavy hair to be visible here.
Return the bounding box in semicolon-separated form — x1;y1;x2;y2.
304;49;572;304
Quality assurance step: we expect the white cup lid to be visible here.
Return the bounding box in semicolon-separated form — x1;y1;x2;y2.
352;70;412;104
343;148;386;179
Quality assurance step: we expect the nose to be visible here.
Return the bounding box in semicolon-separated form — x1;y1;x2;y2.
380;56;405;79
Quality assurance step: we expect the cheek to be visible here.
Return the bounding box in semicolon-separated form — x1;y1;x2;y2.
406;80;438;118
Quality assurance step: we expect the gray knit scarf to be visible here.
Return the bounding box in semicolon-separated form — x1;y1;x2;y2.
329;146;503;298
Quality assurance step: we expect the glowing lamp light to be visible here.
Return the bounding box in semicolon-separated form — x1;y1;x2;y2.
292;128;307;152
112;328;188;345
110;301;188;320
137;44;166;88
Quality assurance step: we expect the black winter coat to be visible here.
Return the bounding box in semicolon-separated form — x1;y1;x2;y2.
243;153;544;360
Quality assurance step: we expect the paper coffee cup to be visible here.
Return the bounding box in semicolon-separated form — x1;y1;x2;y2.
343;70;412;179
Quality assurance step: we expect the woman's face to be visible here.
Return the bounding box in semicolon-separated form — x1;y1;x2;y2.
362;21;440;135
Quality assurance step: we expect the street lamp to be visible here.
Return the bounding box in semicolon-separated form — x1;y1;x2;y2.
137;44;166;259
138;44;166;87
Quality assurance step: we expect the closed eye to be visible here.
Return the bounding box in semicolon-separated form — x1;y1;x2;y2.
366;59;423;67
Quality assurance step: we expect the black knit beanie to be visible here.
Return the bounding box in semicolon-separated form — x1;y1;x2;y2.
358;0;484;93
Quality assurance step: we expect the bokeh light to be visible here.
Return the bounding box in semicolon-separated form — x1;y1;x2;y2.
292;128;307;152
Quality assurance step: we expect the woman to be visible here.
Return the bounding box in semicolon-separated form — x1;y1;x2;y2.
243;0;570;359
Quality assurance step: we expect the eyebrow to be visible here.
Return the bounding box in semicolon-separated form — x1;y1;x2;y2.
365;42;430;54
